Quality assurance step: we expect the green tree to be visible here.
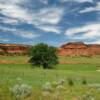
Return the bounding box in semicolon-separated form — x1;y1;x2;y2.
29;43;58;69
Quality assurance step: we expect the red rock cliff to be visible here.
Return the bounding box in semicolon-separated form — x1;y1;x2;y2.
0;43;32;55
1;42;100;56
58;42;100;56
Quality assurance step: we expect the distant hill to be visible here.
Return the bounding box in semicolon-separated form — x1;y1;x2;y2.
0;42;100;56
58;42;100;56
0;43;32;55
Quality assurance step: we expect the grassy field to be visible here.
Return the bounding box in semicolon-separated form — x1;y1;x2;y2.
0;55;100;100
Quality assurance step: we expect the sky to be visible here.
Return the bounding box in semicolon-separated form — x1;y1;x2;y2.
0;0;100;46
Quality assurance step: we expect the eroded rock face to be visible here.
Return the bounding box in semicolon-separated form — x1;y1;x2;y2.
0;43;31;56
1;42;100;56
58;42;100;56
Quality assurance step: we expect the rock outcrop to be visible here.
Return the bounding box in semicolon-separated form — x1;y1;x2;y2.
58;42;100;56
0;42;100;56
0;43;31;55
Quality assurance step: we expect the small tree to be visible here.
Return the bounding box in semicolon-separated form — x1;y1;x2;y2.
29;43;58;69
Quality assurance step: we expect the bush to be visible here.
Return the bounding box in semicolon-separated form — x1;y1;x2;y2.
10;78;32;99
82;78;87;85
82;92;95;100
67;78;74;86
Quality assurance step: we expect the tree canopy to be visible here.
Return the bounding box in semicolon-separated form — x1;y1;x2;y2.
29;43;58;69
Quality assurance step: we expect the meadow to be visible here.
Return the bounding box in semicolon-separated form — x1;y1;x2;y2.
0;55;100;100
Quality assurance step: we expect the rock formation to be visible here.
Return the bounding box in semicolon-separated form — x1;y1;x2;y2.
0;42;100;56
58;42;100;56
0;43;31;56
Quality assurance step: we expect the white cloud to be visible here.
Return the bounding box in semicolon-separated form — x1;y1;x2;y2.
74;0;93;3
0;0;64;33
32;7;64;33
0;4;33;23
0;0;33;26
93;40;100;44
60;0;93;3
40;0;48;4
0;38;10;42
65;23;100;39
0;0;64;25
0;17;19;24
0;26;40;39
85;40;100;44
17;32;40;39
18;32;40;39
37;25;60;33
33;7;64;25
80;2;100;13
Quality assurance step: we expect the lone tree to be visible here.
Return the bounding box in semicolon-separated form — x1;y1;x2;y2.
29;43;58;69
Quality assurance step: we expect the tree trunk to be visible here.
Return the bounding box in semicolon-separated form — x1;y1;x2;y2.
43;63;48;69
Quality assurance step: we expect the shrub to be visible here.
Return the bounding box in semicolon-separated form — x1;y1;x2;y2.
82;92;95;100
10;79;32;100
57;79;66;86
42;82;52;92
67;78;74;86
82;78;87;85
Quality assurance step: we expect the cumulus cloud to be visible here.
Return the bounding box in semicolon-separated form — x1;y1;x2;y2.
65;23;100;39
80;2;100;13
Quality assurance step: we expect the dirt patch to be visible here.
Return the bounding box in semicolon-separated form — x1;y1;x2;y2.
59;61;89;64
0;60;28;64
0;60;88;64
0;60;14;64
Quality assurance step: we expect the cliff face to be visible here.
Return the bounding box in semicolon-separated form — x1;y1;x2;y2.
1;42;100;56
0;43;31;55
58;42;100;56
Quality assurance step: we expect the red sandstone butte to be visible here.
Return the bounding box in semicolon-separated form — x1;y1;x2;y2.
58;42;100;56
0;42;100;56
0;43;31;56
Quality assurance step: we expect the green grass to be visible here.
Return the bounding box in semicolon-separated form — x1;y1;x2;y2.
59;55;100;64
0;55;29;64
56;64;100;71
0;64;100;85
0;56;100;100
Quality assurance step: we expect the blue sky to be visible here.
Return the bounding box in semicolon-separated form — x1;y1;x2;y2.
0;0;100;46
